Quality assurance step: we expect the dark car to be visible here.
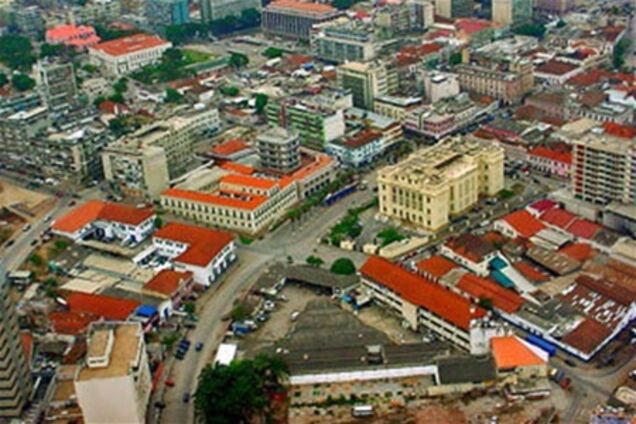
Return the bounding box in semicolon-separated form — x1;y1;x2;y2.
183;393;191;403
195;342;204;352
564;358;577;367
5;240;15;248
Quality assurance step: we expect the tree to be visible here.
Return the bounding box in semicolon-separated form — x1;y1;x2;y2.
11;74;35;92
40;43;64;58
154;216;163;228
113;78;128;93
220;85;240;96
229;52;249;69
330;258;356;275
108;117;127;136
108;92;124;104
230;303;250;321
0;35;36;70
513;23;547;39
263;47;284;59
164;88;183;103
183;301;196;315
93;95;106;107
29;253;44;267
377;227;405;247
240;8;261;27
449;52;462;66
306;256;324;267
556;19;566;28
0;73;7;87
613;38;631;70
254;93;268;114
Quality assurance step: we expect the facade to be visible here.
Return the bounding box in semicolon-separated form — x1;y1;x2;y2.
373;95;422;123
375;3;412;33
153;222;236;286
75;323;151;424
88;34;172;76
435;0;473;18
571;133;636;206
534;0;574;15
45;24;101;49
201;0;260;22
145;0;189;28
527;146;572;178
0;263;32;418
337;61;396;110
455;60;534;104
257;127;301;173
72;0;123;24
492;0;533;27
102;108;219;198
378;137;504;232
34;61;78;111
311;18;378;64
262;0;342;41
14;6;44;38
325;129;384;167
408;0;435;30
422;71;460;103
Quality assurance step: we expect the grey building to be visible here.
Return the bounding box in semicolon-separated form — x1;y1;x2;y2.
35;61;78;111
257;126;301;173
145;0;189;28
262;0;342;41
201;0;260;23
435;0;473;18
13;5;44;38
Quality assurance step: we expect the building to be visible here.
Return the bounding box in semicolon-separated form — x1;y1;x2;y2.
145;0;189;28
72;0;122;24
102;107;219;198
375;3;413;34
494;209;545;239
262;0;342;41
534;60;583;86
34;61;78;110
51;200;156;243
45;24;101;50
201;0;260;22
0;263;32;418
311;18;378;64
534;0;574;15
491;0;532;27
325;129;384;167
345;108;403;151
337;61;396;110
13;5;44;38
378;137;504;232
373;95;422;123
490;336;548;382
257;126;301;173
571;132;636;206
440;234;498;277
408;0;435;30
422;71;460;103
455;60;534;104
527;146;571;178
88;34;172;76
75;322;151;424
153;222;236;286
435;0;473;18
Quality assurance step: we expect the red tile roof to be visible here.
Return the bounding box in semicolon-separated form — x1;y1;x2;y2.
535;60;578;76
360;257;486;331
602;122;636;139
49;310;96;335
455;18;492;35
210;139;249;157
513;261;550;283
91;34;170;57
162;188;268;210
415;255;458;279
221;174;278;190
343;129;382;149
528;146;572;165
457;273;525;314
566;219;601;239
491;336;546;369
541;208;578;228
267;0;337;14
561;318;611;355
528;199;557;214
220;162;255;175
64;292;140;321
145;270;192;296
154;222;234;267
52;200;154;234
559;243;595;262
501;210;546;238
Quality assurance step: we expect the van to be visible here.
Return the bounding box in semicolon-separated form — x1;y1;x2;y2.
290;311;300;321
352;405;373;417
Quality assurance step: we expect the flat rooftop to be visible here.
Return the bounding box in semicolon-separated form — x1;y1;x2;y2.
78;324;141;381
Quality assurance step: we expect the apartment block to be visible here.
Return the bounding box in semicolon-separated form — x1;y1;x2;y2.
201;0;260;22
145;0;190;28
373;95;422;123
262;0;342;41
571;133;636;206
455;60;534;104
378;137;504;231
0;264;32;419
257;126;301;173
88;34;172;76
492;0;533;27
337;61;397;110
435;0;473;19
408;0;435;30
102;108;219;198
35;61;78;111
422;71;460;103
534;0;574;15
75;323;151;424
311;18;378;63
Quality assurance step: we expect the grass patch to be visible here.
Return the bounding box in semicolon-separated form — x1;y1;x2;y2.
183;49;213;63
498;189;516;200
239;235;253;245
377;227;405;247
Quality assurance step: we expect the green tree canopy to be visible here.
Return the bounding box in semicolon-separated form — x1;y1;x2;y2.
40;43;64;58
164;88;183;103
306;256;324;267
255;93;268;113
0;73;7;87
513;23;547;39
11;74;35;92
330;258;356;275
229;52;249;69
263;47;284;59
113;78;128;93
220;85;240;96
449;52;462;66
0;35;36;70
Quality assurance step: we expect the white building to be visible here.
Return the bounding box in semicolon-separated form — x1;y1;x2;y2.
152;222;236;286
88;34;172;76
75;322;152;424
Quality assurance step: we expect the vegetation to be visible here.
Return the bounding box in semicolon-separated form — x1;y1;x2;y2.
220;85;240;96
263;47;284;59
0;35;36;70
498;189;516;200
82;64;98;74
329;209;362;246
229;52;249;69
332;0;364;10
513;23;547;39
183;301;196;315
195;354;288;424
449;52;462;66
11;74;36;92
556;19;566;28
613;38;631;70
478;297;493;310
377;227;405;247
40;43;64;58
183;49;212;63
29;253;44;267
162;331;181;350
255;93;268;114
305;256;324;267
165;9;261;45
239;235;253;245
0;72;7;88
108;117;129;136
330;258;356;275
230;303;251;321
131;48;194;84
94;24;138;41
164;88;183;103
113;78;128;94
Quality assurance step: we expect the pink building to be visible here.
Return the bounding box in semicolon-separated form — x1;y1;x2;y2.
45;24;101;50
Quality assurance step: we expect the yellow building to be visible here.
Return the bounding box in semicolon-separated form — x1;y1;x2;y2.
377;137;503;232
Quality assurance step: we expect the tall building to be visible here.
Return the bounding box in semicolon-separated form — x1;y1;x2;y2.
492;0;532;26
201;0;260;22
146;0;189;28
336;61;397;110
408;0;435;30
435;0;473;19
262;0;342;41
75;322;151;424
35;61;78;111
534;0;574;15
378;137;504;231
13;5;44;38
88;34;172;76
0;263;32;418
455;59;534;104
422;71;460;103
257;126;301;173
311;18;378;64
572;132;636;206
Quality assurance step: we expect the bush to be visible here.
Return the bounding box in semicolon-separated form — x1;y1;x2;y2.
306;256;324;267
377;227;405;247
230;303;250;321
330;258;356;275
220;85;240;96
11;74;35;92
28;253;44;267
263;47;284;59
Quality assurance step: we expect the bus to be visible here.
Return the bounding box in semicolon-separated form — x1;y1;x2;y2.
352;405;374;417
8;270;33;286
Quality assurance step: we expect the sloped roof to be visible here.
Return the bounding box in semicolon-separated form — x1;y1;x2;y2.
457;273;525;314
541;208;578;228
52;200;154;234
145;270;192;295
153;222;234;267
415;255;458;279
491;336;546;369
500;210;546;238
64;292;140;321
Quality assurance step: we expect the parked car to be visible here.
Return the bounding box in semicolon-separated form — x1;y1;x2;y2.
564;358;577;367
183;393;190;403
165;379;175;387
559;377;571;390
195;342;204;352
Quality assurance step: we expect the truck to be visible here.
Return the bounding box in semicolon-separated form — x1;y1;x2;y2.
525;334;557;357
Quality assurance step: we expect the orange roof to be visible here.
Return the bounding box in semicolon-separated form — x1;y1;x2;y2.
535;60;578;76
153;222;234;267
559;243;595;262
566;219;601;239
49;310;96;335
210;139;249;156
289;153;333;182
64;292;140;320
221;174;277;190
491;336;546;369
541;208;578;228
91;34;169;57
360;257;486;331
267;0;337;14
21;332;33;360
561;318;611;355
220;162;255;175
416;255;457;279
145;269;192;295
162;188;267;210
528;146;572;165
602;122;636;139
501;210;545;239
52;200;154;234
513;261;550;283
457;273;525;314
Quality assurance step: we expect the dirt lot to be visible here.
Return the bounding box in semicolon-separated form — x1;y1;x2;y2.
0;180;53;219
356;305;421;345
0;208;25;245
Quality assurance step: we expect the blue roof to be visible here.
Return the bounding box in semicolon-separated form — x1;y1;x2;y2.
491;270;515;289
490;257;508;270
136;305;158;317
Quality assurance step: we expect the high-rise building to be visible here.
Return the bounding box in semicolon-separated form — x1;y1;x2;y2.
534;0;574;15
257;127;301;173
201;0;260;23
262;0;342;41
35;61;78;111
311;18;378;63
492;0;532;26
74;322;151;424
13;5;44;38
336;61;397;110
146;0;189;28
408;0;435;30
378;137;504;231
435;0;473;19
0;263;32;418
455;59;534;104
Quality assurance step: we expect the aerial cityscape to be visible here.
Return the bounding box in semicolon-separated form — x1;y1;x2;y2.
0;0;634;422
